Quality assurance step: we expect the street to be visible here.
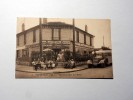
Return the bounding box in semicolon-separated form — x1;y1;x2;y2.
15;65;113;79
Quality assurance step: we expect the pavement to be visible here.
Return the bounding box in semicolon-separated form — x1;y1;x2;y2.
16;64;88;73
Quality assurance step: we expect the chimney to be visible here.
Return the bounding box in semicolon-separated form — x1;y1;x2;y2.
22;23;25;32
43;18;47;24
85;25;88;32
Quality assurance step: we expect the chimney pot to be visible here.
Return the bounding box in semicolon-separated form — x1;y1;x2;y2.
43;18;47;24
85;25;88;32
22;23;25;32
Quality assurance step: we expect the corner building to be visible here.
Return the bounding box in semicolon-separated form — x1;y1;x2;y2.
16;21;94;65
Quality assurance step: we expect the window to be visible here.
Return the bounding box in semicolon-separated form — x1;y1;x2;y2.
24;33;26;44
76;31;79;42
108;53;112;56
22;49;28;56
16;50;19;58
17;36;19;46
33;30;36;42
90;37;92;46
84;34;86;44
52;29;60;40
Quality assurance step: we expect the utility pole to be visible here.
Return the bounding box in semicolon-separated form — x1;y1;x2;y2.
39;18;42;57
73;19;76;60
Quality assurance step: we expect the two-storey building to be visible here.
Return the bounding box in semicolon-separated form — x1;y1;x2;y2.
16;20;94;65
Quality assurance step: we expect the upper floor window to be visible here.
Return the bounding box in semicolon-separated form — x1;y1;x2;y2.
24;33;26;45
84;34;86;44
90;37;92;46
16;50;20;58
52;29;60;40
17;36;19;46
33;30;36;43
76;31;79;42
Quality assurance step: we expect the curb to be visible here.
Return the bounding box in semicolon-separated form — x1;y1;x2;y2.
16;67;88;74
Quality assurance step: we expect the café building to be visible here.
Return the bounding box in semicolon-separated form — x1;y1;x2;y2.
16;19;94;65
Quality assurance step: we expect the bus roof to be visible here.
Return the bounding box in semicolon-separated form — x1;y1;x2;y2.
93;50;112;54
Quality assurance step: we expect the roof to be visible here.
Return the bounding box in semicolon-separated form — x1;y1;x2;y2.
46;22;70;25
17;22;94;37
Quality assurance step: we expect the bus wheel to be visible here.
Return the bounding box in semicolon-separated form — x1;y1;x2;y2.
102;63;105;68
88;64;92;68
105;59;108;66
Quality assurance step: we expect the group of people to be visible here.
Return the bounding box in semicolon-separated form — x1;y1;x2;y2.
32;58;76;71
64;59;76;69
56;52;65;62
32;58;57;71
31;51;76;71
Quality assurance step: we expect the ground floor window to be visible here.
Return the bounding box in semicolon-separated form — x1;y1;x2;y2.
16;50;20;58
22;49;28;57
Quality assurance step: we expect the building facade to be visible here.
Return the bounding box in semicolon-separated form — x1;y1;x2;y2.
16;20;94;65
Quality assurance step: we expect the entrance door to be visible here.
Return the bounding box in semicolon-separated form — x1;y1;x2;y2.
52;48;61;60
53;48;61;54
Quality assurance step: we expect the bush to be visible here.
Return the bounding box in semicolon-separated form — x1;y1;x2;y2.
64;50;73;61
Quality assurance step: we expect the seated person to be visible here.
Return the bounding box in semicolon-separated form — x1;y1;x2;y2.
70;59;75;68
57;56;60;61
32;59;36;66
32;59;37;70
34;58;41;71
40;60;47;70
64;60;71;68
52;60;57;68
47;60;53;69
45;61;49;69
52;62;56;68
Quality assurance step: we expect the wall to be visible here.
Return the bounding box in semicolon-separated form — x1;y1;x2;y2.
42;28;52;40
26;31;33;45
79;32;84;43
35;29;40;43
86;35;90;45
61;28;73;40
18;34;24;47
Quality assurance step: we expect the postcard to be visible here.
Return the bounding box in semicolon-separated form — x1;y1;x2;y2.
16;18;113;79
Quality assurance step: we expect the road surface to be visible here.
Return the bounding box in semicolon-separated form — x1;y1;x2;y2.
15;65;113;79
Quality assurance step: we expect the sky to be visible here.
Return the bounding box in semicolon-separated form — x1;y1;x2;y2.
17;18;111;48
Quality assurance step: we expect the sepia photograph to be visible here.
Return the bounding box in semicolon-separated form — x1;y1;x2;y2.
16;18;113;79
1;0;133;99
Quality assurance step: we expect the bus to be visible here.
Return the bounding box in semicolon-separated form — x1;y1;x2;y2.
87;49;112;67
